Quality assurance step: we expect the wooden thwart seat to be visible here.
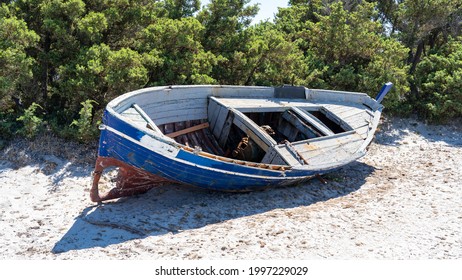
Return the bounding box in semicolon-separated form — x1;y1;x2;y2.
165;122;210;138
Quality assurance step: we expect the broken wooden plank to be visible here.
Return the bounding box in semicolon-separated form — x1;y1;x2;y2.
291;107;334;136
231;109;277;152
281;110;320;139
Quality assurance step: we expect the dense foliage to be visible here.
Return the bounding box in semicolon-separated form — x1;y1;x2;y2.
0;0;461;142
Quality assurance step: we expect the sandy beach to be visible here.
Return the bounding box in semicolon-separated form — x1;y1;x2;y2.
0;117;461;260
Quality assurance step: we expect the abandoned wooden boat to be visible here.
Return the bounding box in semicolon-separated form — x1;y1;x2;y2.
91;83;392;202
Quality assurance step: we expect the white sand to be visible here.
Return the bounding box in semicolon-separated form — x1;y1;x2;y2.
0;117;461;259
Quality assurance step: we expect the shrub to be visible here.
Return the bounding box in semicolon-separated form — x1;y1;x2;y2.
70;100;100;143
16;103;44;139
413;38;462;122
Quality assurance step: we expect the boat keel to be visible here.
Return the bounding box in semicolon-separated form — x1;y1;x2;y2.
91;156;175;202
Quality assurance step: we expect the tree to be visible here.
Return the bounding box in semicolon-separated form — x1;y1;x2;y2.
228;22;306;86
136;17;218;85
165;0;201;19
275;0;324;52
0;4;39;110
276;1;409;107
414;37;462;122
374;0;462;96
12;0;86;104
8;0;166;125
197;0;259;83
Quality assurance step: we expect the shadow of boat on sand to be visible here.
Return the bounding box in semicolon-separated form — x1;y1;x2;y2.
52;161;374;254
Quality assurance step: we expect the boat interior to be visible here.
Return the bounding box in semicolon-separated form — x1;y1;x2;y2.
116;86;379;168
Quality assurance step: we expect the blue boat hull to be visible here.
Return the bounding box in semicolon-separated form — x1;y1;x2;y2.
90;111;343;201
90;84;387;202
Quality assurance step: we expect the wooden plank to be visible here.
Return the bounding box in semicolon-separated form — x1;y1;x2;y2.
292;107;335;136
212;105;228;139
272;146;303;166
335;107;365;119
356;123;371;139
299;138;364;166
211;86;274;99
281;110;321;139
323;104;357;115
291;107;334;136
320;107;354;132
342;110;370;122
173;121;189;146
307;89;368;104
296;133;364;159
214;98;321;113
230;106;288;113
166;122;210;138
231;109;277;152
135;88;209;104
343;112;371;129
121;108;147;126
131;104;162;134
261;148;278;164
144;97;207;111
218;110;234;147
113;87;210;113
202;126;225;155
283;140;308;165
270;155;289;166
153;109;208;125
208;97;220;133
278;119;299;141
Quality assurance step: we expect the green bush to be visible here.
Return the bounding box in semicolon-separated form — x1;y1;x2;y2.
70;100;100;143
16;103;44;139
413;38;462;122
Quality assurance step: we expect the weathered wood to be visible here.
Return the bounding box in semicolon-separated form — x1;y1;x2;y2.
271;146;303;166
295;132;363;159
180;145;288;170
307;89;368;104
356;123;371;139
261;148;278;164
281;110;321;139
92;84;388;201
320;107;354;131
284;140;308;165
210;86;274;99
202;126;225;155
166;122;210;138
208;97;220;131
215;97;320;113
153;109;208;125
335;107;365;119
231;109;277;152
213;105;229;139
291;107;334;136
131;104;162;134
297;109;334;135
218;111;235;147
145;100;207;121
278;118;300;141
121;107;147;127
208;97;229;138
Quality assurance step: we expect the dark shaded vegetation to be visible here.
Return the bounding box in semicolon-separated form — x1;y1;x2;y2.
1;0;461;143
